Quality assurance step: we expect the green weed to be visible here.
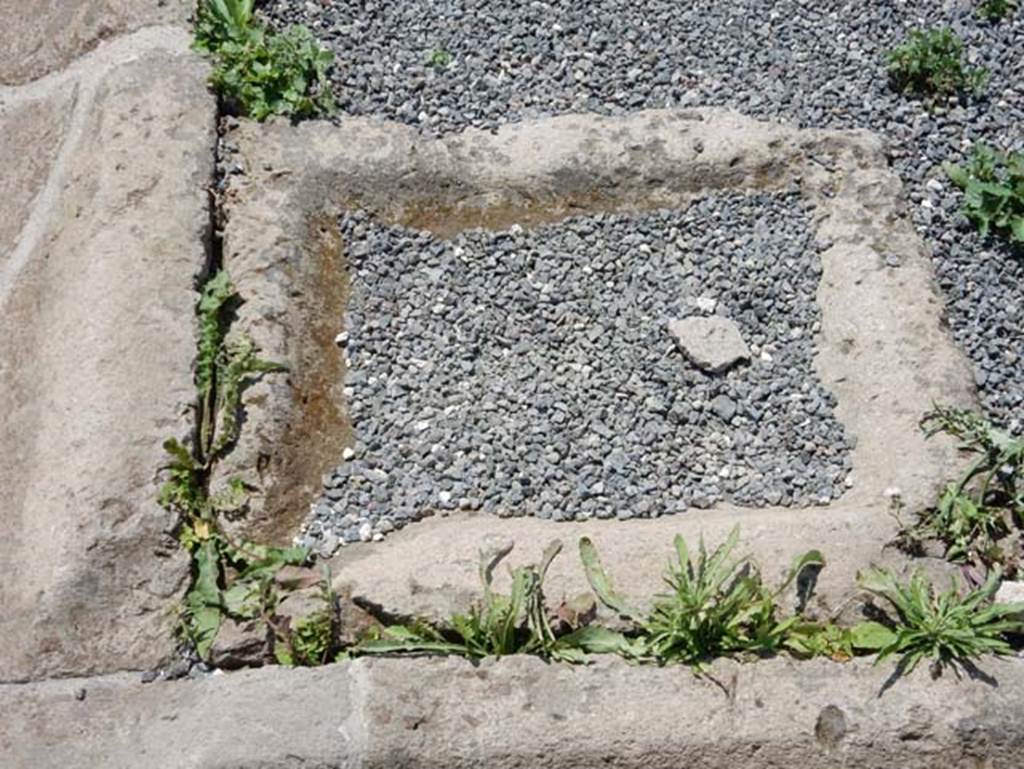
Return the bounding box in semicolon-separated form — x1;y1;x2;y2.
946;144;1024;245
211;336;288;457
978;0;1018;21
898;407;1023;573
159;268;305;660
784;620;895;662
176;520;311;658
355;541;611;662
194;0;254;48
272;578;341;666
858;567;1024;678
887;28;987;97
579;527;825;666
194;272;286;462
193;0;335;121
427;48;452;68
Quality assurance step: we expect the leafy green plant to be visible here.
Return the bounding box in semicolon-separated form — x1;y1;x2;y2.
428;48;452;68
180;526;310;657
857;567;1024;677
887;28;987;97
946;144;1024;245
194;0;254;49
978;0;1019;21
785;620;894;662
212;336;288;456
272;577;341;666
159;268;305;659
579;527;825;666
899;406;1023;573
354;541;610;662
195;271;234;460
194;272;286;461
193;0;335;121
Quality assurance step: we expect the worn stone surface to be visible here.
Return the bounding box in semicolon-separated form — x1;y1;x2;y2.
219;108;974;544
3;656;1024;768
329;507;956;626
996;581;1024;603
0;0;190;85
0;28;215;682
212;212;352;546
0;87;76;256
208;619;268;671
668;315;752;373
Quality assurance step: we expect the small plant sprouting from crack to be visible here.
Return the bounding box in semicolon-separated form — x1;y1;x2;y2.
271;573;344;666
192;270;287;463
193;0;336;121
895;406;1023;575
160;268;334;662
578;527;837;666
857;566;1024;680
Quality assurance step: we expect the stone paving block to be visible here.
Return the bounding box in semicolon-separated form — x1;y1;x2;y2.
216;108;975;545
0;86;75;256
2;656;1023;768
0;29;215;682
0;0;191;85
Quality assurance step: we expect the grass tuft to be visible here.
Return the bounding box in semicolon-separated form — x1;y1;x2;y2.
858;566;1024;678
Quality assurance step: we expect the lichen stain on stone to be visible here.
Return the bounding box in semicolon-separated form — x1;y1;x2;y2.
384;190;620;238
359;165;793;241
255;212;352;545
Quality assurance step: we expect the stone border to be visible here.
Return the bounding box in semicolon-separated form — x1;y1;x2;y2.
0;0;190;86
217;108;974;546
4;655;1023;768
0;27;215;682
326;505;957;628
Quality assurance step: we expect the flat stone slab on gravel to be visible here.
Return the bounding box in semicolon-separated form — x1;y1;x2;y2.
668;315;752;374
4;656;1024;768
0;28;214;682
219;108;974;547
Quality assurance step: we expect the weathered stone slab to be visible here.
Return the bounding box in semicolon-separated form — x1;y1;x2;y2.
0;87;75;256
0;29;215;682
0;0;190;85
218;107;974;545
2;656;1023;768
328;506;956;627
211;212;352;545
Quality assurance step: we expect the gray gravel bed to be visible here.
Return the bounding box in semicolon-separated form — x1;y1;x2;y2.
300;193;853;549
258;0;1024;433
